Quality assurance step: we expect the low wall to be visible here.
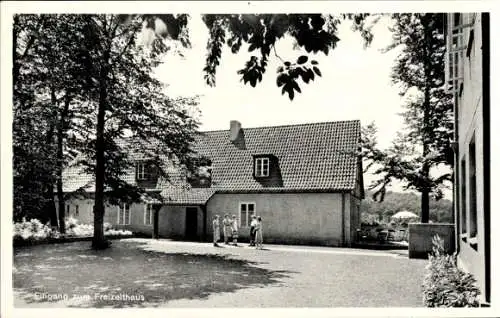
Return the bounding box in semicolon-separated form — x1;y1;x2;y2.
408;223;455;259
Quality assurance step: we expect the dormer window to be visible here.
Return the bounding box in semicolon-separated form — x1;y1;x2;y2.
137;162;149;180
255;157;270;177
136;161;157;181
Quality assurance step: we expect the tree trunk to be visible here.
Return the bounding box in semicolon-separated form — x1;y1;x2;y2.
153;205;160;239
92;56;110;250
421;180;430;223
420;14;432;223
45;87;59;228
56;92;71;234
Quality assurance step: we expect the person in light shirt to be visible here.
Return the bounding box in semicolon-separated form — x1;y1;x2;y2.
249;214;257;246
255;216;263;250
222;214;232;245
231;215;239;246
212;215;220;247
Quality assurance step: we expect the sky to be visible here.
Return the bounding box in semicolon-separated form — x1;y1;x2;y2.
149;14;451;198
154;15;404;150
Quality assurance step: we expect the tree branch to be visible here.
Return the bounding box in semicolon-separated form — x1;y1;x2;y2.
273;45;285;63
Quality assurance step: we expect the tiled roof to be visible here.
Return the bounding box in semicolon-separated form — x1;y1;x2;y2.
61;120;361;204
195;120;361;192
160;187;216;205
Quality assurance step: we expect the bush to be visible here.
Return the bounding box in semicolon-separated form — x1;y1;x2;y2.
14;218;133;244
13;218;57;241
422;235;480;307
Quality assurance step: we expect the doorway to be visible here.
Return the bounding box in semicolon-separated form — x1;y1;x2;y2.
185;207;198;240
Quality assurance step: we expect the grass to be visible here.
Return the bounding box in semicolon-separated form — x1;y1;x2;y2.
13;240;293;308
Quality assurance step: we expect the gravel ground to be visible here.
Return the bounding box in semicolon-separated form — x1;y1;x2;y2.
14;238;427;308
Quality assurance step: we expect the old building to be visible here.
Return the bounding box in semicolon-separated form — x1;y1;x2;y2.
445;13;490;304
60;120;364;247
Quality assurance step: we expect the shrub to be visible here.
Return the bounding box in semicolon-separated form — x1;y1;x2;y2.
13;218;56;241
103;222;112;231
65;217;79;230
422;235;480;307
14;218;133;244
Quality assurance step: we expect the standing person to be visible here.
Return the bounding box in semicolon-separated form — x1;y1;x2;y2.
249;215;257;246
231;215;239;246
222;214;232;245
255;216;263;249
212;215;220;247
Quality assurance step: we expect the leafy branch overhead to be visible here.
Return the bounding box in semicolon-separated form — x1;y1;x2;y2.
142;14;373;100
201;14;370;100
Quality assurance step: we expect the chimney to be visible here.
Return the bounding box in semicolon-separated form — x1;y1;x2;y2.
229;120;241;142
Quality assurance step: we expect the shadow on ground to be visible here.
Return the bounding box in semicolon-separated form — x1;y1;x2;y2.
13;240;295;308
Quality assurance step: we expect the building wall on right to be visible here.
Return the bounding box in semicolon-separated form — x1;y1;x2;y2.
447;13;489;304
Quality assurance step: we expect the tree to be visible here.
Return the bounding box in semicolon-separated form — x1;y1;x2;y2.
71;15;204;249
369;14;454;223
13;15;91;232
13;14;59;225
139;14;373;100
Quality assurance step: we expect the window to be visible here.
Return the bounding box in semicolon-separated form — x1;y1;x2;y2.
66;204;70;216
255;157;270;177
117;203;131;225
137;162;149;180
75;205;79;217
239;202;255;227
144;204;153;225
468;136;477;242
460;157;467;238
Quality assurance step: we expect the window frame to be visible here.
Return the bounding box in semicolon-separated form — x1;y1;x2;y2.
460;156;467;241
137;162;147;180
117;203;131;225
468;134;478;247
144;203;154;225
239;202;256;227
255;157;270;177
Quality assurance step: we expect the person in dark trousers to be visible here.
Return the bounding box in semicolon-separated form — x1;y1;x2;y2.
249;214;257;246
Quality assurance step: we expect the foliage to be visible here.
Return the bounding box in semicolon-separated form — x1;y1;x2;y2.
13;218;59;241
13;14;58;224
64;218;132;237
202;14;378;100
56;15;207;249
13;14;207;249
139;14;374;100
361;190;453;224
366;14;453;222
13;218;132;243
423;235;480;307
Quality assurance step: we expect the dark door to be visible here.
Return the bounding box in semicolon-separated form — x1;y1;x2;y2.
185;207;198;240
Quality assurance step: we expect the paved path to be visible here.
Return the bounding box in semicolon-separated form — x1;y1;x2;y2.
132;239;426;307
14;238;426;307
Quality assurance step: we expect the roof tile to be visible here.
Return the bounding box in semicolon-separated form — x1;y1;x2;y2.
62;120;361;204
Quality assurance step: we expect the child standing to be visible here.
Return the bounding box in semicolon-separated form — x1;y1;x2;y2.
212;215;220;247
231;215;239;246
255;216;263;249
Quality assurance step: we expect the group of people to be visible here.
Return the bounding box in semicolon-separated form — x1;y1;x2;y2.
212;214;263;249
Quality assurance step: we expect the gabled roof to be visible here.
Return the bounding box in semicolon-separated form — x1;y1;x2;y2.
195;120;361;192
62;120;362;204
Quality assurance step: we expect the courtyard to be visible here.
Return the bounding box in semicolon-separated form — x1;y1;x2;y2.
14;239;426;308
